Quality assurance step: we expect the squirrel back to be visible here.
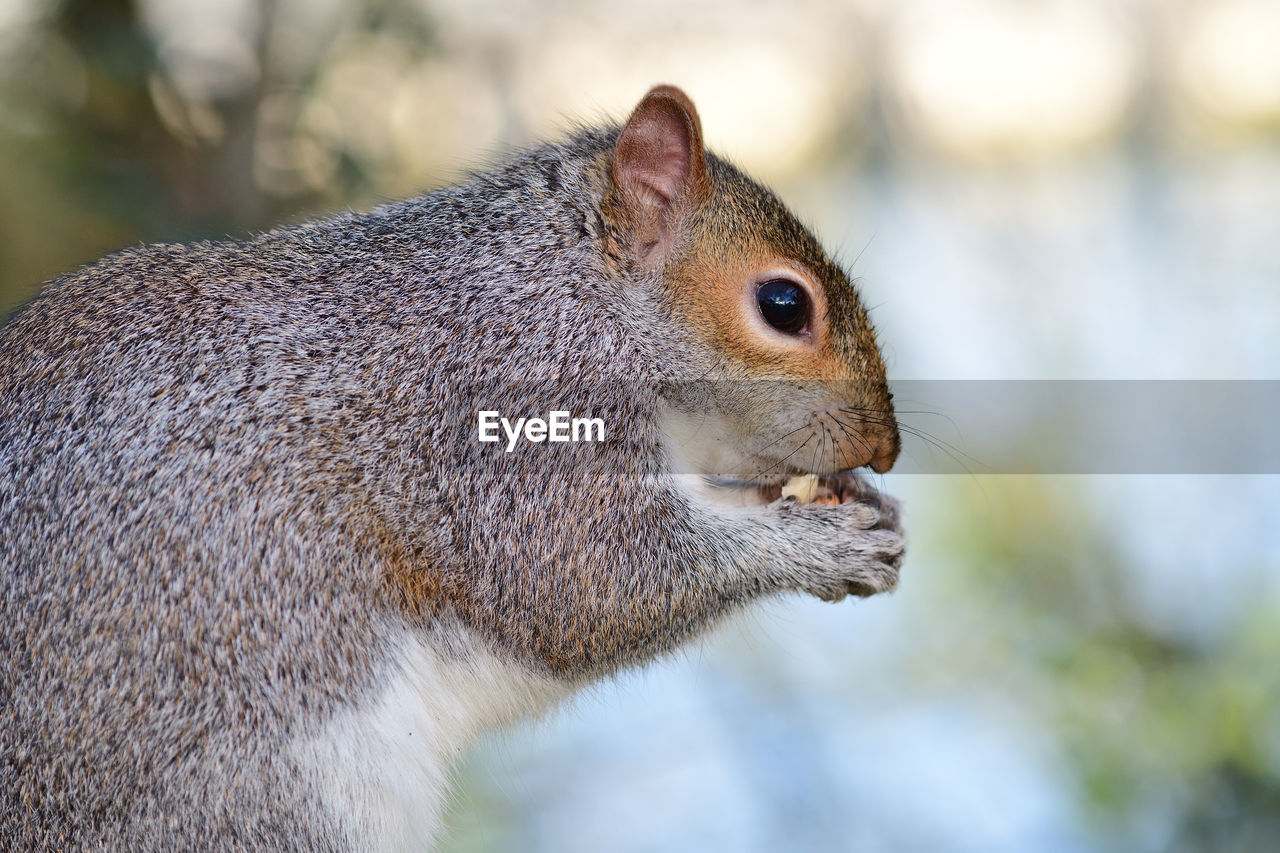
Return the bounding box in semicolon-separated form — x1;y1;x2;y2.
0;86;903;850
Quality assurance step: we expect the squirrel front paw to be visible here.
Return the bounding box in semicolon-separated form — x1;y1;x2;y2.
774;472;905;602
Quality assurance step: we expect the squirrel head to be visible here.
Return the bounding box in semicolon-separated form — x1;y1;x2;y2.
603;85;899;484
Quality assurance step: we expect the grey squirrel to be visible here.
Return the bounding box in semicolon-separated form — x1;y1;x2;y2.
0;85;903;850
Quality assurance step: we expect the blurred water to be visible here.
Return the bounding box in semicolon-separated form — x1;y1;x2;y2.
441;147;1280;852
816;150;1280;381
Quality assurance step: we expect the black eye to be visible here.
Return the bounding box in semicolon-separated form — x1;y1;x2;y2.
756;279;809;335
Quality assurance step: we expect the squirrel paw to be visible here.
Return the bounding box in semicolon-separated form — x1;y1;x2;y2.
775;472;905;602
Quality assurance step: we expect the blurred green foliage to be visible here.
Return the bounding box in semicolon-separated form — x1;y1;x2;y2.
1;0;414;315
928;478;1280;852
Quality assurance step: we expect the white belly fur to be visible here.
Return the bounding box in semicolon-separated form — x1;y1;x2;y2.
294;622;566;851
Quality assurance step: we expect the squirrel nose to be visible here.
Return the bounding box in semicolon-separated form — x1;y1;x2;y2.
837;419;900;473
868;427;900;473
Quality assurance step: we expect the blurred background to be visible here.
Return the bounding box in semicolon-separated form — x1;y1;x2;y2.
2;0;1278;850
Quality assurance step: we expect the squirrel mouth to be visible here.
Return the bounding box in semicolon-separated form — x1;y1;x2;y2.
702;472;865;507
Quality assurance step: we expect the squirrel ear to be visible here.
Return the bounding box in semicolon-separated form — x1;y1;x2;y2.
610;85;710;263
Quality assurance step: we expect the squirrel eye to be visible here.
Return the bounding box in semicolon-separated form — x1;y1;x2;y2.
756;279;809;335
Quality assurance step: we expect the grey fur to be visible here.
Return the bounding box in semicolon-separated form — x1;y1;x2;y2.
1;120;903;850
